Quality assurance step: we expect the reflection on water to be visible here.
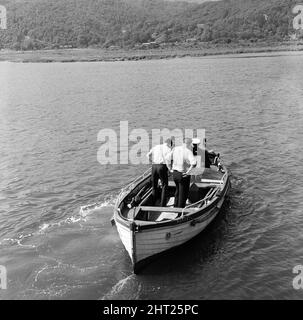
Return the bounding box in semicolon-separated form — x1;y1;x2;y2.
0;53;303;299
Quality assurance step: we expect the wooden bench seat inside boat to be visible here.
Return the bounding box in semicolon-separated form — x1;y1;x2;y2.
134;206;197;222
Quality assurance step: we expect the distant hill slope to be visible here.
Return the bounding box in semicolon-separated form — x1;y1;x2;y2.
0;0;298;49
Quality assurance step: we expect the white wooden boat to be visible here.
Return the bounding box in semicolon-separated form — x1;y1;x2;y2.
112;162;231;274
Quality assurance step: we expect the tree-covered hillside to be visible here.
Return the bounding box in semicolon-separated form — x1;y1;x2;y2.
0;0;299;50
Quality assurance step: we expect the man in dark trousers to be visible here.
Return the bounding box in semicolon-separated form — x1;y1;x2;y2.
166;138;196;208
146;138;173;207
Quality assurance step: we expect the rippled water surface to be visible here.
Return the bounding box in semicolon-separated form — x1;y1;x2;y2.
0;52;303;299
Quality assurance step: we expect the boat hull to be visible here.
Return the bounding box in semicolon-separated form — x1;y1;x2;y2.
133;206;220;273
114;173;230;273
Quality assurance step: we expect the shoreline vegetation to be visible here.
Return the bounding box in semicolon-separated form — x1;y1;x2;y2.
1;42;303;63
2;0;302;64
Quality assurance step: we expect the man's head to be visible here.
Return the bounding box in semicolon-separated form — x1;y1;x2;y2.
192;138;201;146
183;138;192;149
165;137;174;148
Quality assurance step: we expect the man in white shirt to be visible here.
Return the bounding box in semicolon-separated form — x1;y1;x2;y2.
146;138;173;207
166;138;196;208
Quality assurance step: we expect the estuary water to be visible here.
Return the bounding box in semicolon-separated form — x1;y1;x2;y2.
0;52;302;299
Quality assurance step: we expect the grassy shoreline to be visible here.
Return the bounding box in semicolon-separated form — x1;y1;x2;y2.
1;42;303;63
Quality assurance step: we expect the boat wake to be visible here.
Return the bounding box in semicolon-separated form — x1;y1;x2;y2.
100;274;142;300
0;233;36;248
0;194;118;249
79;194;117;218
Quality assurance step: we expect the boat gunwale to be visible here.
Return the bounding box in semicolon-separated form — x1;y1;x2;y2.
114;169;230;231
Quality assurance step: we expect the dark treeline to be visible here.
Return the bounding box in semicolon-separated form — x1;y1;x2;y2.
0;0;299;50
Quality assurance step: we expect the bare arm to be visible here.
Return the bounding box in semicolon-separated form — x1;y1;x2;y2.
165;150;173;172
146;148;153;160
184;149;197;175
